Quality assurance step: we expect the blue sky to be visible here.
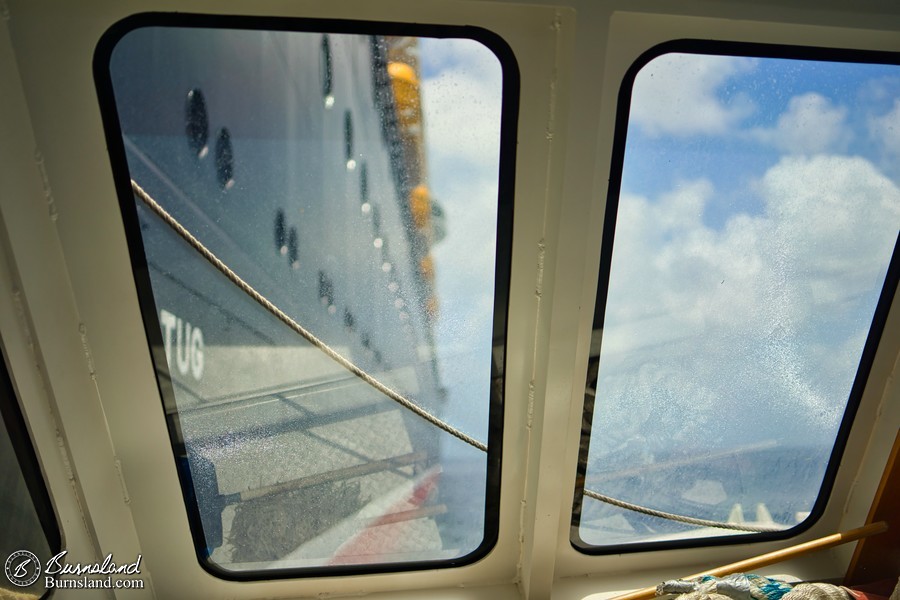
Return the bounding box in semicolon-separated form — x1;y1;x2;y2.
623;57;900;224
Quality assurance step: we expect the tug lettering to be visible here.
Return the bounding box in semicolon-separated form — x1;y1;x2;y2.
159;308;205;380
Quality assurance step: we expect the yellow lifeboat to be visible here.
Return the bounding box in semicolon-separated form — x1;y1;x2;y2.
387;62;419;114
419;254;435;282
388;60;426;183
410;184;431;230
426;295;440;319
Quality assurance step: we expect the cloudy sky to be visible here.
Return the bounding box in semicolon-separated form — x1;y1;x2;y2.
591;53;900;472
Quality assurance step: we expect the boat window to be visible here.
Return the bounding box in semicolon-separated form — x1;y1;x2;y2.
344;110;355;169
574;43;900;553
288;227;299;270
1;344;61;597
360;162;369;204
275;209;287;255
97;17;516;578
321;34;334;107
185;88;209;158
214;127;235;190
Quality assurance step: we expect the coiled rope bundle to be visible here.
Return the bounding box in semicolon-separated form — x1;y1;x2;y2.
657;574;853;600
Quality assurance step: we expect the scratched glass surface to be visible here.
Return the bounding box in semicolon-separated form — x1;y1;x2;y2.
576;52;900;548
109;28;503;571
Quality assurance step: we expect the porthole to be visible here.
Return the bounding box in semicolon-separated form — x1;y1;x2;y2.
288;227;299;269
214;127;235;190
320;34;334;108
274;210;286;255
360;162;369;203
318;270;334;306
344;110;356;170
185;88;209;158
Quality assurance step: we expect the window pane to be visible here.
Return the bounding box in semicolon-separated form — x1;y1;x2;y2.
102;22;509;575
1;349;60;597
575;47;900;550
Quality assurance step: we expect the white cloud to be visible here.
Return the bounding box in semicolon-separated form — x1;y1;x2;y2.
753;93;852;155
758;156;899;285
593;155;900;457
870;98;900;158
859;75;900;108
421;40;503;324
629;54;757;137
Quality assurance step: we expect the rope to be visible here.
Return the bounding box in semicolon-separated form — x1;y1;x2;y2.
783;584;851;600
668;592;733;600
131;179;486;452
658;575;852;600
584;489;785;533
131;178;781;533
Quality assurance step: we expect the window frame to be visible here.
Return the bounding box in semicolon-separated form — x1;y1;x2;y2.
571;38;900;556
93;12;520;581
0;340;62;586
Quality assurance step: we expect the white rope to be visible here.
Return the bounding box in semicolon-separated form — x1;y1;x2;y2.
131;178;782;534
583;489;785;533
782;584;852;600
